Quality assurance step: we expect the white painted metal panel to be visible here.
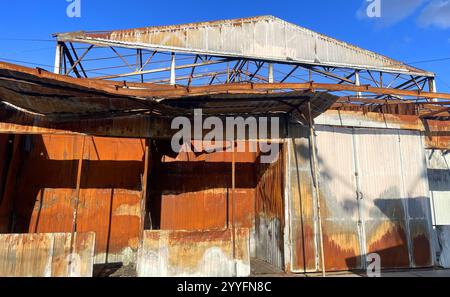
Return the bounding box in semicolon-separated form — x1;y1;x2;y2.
57;16;430;76
315;126;363;271
427;150;450;226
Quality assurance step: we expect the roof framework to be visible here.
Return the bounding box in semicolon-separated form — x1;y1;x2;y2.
51;16;450;118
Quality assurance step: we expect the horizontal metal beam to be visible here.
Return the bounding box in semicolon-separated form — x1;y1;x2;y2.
96;58;234;80
1;61;449;102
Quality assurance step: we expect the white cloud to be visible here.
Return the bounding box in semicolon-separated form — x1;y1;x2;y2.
357;0;427;27
418;0;450;28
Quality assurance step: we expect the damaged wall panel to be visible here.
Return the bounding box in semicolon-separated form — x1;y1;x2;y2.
286;127;318;273
1;135;146;265
286;124;434;272
355;129;411;269
151;143;257;251
316;126;363;271
255;147;285;270
137;229;251;277
0;232;95;277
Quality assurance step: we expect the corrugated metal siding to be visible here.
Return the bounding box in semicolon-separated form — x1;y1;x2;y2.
286;129;318;273
137;229;250;277
255;147;284;270
428;150;450;226
316;126;363;271
398;131;433;267
355;129;410;269
60;16;426;75
287;124;434;272
2;135;145;265
0;232;95;277
0;135;11;232
153;144;257;232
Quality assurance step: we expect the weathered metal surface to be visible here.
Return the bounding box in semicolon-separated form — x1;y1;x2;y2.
0;134;12;231
255;148;284;270
0;61;338;120
427;150;450;226
399;131;433;267
355;129;411;268
1;135;145;265
315;126;362;271
437;226;450;268
150;142;257;257
137;229;250;277
286;128;317;273
56;16;429;76
316;110;450;150
0;232;95;277
286;123;434;272
0;103;175;138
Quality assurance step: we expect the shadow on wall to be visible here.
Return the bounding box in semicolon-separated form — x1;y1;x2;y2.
0;134;146;267
290;127;434;273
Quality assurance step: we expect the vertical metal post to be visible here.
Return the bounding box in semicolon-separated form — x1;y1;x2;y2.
268;63;274;83
138;140;150;261
69;135;86;275
429;78;438;103
355;70;361;98
307;102;326;277
231;141;237;276
138;49;144;83
170;52;176;85
54;42;63;74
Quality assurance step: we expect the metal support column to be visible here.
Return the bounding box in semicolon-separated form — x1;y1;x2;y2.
54;42;63;74
307;102;326;277
170;52;176;85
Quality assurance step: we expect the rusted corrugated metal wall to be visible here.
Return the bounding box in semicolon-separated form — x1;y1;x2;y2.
255;147;285;270
0;134;12;232
286;128;318;273
137;229;251;277
315;126;363;271
286;124;434;272
0;232;95;277
0;135;146;265
152;142;257;235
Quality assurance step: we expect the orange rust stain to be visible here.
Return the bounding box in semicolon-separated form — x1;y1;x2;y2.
366;221;410;268
154;143;258;231
255;148;284;224
412;234;432;267
4;134;145;262
142;229;250;271
322;234;359;271
324;110;450;149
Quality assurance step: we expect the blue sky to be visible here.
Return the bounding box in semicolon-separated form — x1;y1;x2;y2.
1;0;450;91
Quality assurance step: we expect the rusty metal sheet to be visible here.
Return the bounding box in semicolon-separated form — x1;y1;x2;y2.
399;131;433;267
255;148;284;270
286;127;317;273
355;129;411;268
287;123;434;272
4;135;145;265
55;16;428;76
0;62;337;127
316;110;450;150
137;229;250;277
364;220;410;268
0;104;175;138
316;126;363;271
153;145;257;232
0;232;95;277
